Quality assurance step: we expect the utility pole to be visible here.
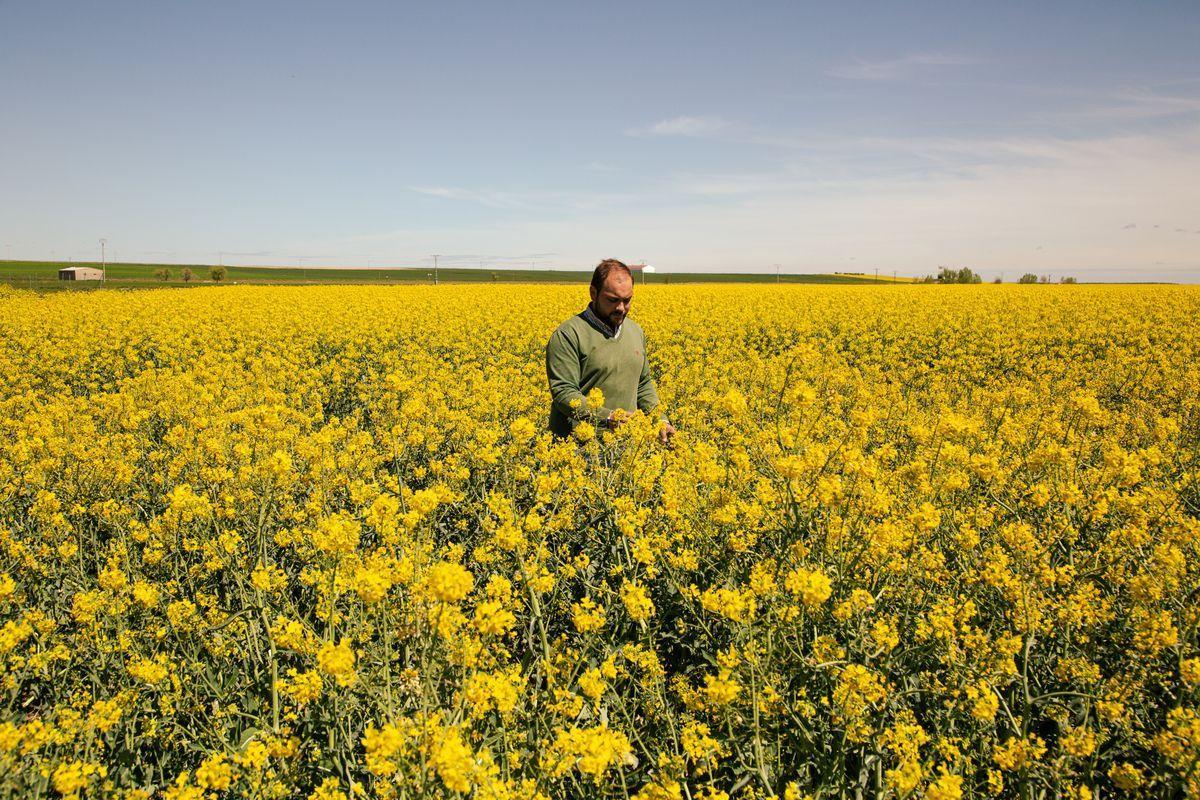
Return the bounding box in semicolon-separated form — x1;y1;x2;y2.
100;238;107;284
875;267;879;283
432;254;440;285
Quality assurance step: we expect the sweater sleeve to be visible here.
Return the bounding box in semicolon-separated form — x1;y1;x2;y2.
636;329;663;417
546;326;608;424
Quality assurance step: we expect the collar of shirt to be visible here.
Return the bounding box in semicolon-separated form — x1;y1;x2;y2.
582;303;622;338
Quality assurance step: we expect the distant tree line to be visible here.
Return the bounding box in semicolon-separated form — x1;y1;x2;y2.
1018;273;1077;284
917;266;983;283
914;268;1078;284
153;266;221;284
937;266;982;284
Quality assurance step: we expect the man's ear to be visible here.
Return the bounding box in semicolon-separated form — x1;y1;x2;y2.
589;285;597;303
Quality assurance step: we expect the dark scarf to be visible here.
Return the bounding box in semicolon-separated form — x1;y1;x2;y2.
581;303;621;338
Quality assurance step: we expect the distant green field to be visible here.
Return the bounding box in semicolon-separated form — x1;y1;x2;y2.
0;259;891;290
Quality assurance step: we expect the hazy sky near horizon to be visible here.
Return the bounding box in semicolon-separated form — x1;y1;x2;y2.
2;1;1198;281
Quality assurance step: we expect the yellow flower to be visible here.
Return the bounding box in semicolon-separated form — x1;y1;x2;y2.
166;599;199;631
509;416;536;441
573;421;596;443
832;665;887;741
620;582;655;622
430;726;476;793
1108;762;1144;791
195;753;235;791
308;777;348;800
784;567;832;608
316;639;357;686
702;670;742;708
992;734;1046;772
473;599;516;636
578;667;607;705
251;563;287;593
278;668;323;706
965;681;999;721
352;563;393;603
572;597;607;633
51;760;107;799
925;769;963;800
699;586;757;623
312;513;361;556
1061;728;1096;758
130;580;160;607
463;668;523;718
1181;658;1200;687
363;722;409;778
88;697;124;733
681;720;726;764
545;724;633;781
427;561;474;603
127;655;170;686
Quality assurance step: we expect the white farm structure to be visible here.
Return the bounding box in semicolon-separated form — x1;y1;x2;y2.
58;267;104;281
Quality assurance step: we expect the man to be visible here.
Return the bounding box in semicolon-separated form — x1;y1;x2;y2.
546;259;676;444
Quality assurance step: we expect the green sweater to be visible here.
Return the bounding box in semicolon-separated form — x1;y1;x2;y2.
545;308;661;437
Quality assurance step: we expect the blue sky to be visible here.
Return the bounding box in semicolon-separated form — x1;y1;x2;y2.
2;0;1198;280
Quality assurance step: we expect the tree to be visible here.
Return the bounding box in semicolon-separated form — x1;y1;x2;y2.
209;266;227;283
992;276;1003;284
1018;273;1039;284
181;268;193;283
1060;276;1077;284
154;268;170;281
936;266;982;284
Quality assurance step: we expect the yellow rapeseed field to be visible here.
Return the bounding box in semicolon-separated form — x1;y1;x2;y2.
1;283;1199;799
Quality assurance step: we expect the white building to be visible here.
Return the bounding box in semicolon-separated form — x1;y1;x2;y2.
58;267;104;281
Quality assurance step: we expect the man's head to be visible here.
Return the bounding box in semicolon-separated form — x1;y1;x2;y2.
589;258;634;330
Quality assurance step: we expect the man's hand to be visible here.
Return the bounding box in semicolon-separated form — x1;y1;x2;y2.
658;420;676;446
603;410;673;444
604;410;627;429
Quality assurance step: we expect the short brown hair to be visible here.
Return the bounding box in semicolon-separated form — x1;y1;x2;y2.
591;258;632;293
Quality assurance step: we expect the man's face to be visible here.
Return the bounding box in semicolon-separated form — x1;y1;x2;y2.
590;271;634;330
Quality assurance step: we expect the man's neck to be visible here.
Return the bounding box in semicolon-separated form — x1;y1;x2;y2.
584;303;621;337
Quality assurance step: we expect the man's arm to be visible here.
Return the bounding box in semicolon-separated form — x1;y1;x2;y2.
636;330;661;415
636;331;675;444
546;327;609;424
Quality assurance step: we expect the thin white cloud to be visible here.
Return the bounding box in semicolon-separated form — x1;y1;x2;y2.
410;185;640;213
1116;87;1200;112
627;116;729;138
827;52;980;81
409;186;528;209
1054;86;1200;121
